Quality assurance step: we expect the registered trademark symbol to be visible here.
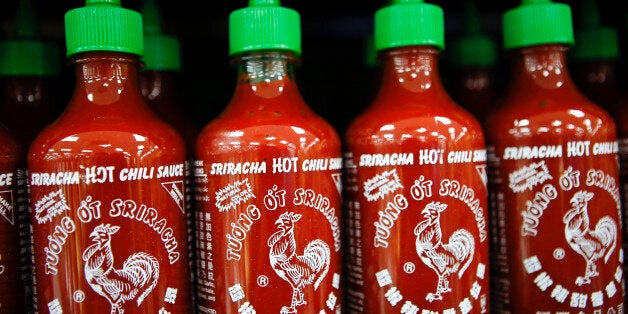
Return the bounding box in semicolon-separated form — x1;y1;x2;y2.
404;262;415;274
73;290;85;303
553;248;565;260
257;275;269;287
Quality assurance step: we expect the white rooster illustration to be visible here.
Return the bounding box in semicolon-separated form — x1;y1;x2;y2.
563;190;617;286
268;212;331;314
414;202;475;302
82;224;160;313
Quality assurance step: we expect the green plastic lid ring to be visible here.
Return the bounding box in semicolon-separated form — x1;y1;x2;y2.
229;0;301;56
503;0;574;50
65;0;143;57
571;0;618;61
0;0;61;76
142;0;181;71
448;0;497;67
374;0;445;52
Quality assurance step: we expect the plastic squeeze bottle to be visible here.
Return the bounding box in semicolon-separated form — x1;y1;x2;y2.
485;0;624;312
0;124;28;312
0;0;62;149
570;0;622;115
193;0;343;313
343;0;490;312
139;0;199;300
27;0;193;312
446;0;500;122
140;0;200;156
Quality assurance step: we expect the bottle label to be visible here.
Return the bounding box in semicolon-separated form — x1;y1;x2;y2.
0;165;29;312
344;148;490;313
29;161;192;313
488;140;624;312
194;156;343;313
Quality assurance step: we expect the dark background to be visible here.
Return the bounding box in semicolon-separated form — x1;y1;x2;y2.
2;0;628;131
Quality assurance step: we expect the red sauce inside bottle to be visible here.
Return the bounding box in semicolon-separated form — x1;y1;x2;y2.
28;52;193;313
344;46;490;313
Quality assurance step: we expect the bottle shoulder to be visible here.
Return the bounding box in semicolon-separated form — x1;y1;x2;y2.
485;93;617;143
196;106;341;157
28;112;187;163
345;96;484;144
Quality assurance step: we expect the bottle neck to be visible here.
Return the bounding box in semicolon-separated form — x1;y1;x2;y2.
232;51;301;100
377;46;447;97
505;44;577;94
71;51;144;108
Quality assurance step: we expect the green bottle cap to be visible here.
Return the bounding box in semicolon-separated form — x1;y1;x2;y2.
229;0;301;56
448;0;497;67
0;0;61;76
503;0;574;50
364;35;378;68
374;0;444;52
65;0;143;57
571;0;618;60
142;0;181;70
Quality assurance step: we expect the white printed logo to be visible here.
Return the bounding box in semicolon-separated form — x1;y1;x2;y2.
215;178;255;212
161;181;185;213
414;202;474;302
34;189;70;224
563;190;617;286
0;190;13;224
267;212;331;313
82;224;160;313
363;169;403;202
509;161;552;193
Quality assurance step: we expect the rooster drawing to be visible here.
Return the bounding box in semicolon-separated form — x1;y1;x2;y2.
414;202;474;302
82;224;160;314
563;190;617;286
268;212;331;314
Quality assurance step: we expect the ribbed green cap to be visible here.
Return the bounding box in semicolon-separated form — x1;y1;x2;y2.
571;0;618;60
374;0;445;51
65;0;143;57
448;0;497;67
229;0;301;56
0;0;61;76
503;0;574;50
142;0;181;70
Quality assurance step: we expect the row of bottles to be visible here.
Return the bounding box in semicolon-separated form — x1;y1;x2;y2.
0;0;626;313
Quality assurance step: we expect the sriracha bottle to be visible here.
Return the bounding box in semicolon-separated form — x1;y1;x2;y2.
446;0;500;122
27;0;193;312
343;0;490;312
140;0;200;156
485;0;625;312
570;0;622;116
194;0;343;313
0;0;62;150
0;124;27;312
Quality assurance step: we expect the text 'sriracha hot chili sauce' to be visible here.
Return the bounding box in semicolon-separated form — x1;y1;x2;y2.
485;0;625;312
139;0;200;304
446;0;500;123
0;124;27;312
0;0;63;312
193;0;343;313
27;0;194;312
343;0;490;312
